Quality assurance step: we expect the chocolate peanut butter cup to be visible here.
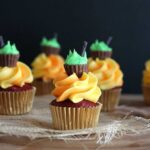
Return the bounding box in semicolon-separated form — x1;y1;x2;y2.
0;37;20;67
64;41;88;78
41;34;61;55
91;51;112;60
42;46;60;55
90;37;113;60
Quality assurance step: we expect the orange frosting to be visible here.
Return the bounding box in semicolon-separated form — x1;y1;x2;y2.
31;53;65;81
52;72;101;103
88;58;123;90
0;62;33;89
143;60;150;85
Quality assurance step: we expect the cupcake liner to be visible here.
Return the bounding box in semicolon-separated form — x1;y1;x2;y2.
0;87;36;115
64;64;88;78
33;79;54;96
50;103;102;130
142;85;150;105
91;51;112;60
0;54;20;67
99;88;122;112
42;46;60;55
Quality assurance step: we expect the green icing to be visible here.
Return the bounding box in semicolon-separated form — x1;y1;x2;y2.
65;50;87;65
0;41;19;55
40;37;61;48
90;40;112;51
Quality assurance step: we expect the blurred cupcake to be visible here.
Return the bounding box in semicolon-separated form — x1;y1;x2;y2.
88;39;123;112
142;60;150;105
0;36;36;115
31;35;65;95
50;42;102;130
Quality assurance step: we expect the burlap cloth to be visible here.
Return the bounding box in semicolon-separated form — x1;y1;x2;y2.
0;95;150;144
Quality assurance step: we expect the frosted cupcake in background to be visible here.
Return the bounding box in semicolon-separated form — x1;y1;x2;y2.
31;35;64;95
50;42;102;130
143;60;150;105
0;36;36;115
88;39;123;112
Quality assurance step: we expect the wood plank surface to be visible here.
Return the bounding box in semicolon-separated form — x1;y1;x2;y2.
0;94;150;150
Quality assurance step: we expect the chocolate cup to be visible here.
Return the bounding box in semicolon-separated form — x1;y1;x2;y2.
0;54;20;67
64;64;88;78
91;51;112;60
42;46;60;55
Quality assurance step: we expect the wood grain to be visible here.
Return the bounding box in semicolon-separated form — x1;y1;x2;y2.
0;94;150;150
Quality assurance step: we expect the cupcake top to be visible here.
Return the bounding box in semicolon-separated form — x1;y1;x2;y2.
143;60;150;85
31;53;64;81
0;38;33;89
52;72;101;103
41;37;61;49
52;48;101;104
65;49;87;65
0;41;19;55
90;40;112;52
0;62;33;89
88;58;123;90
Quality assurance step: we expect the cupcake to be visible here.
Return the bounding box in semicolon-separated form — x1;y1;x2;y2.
88;39;123;112
142;60;150;105
50;42;102;130
0;36;36;115
31;35;65;95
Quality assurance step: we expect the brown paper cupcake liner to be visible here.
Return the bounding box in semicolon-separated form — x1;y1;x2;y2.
142;85;150;105
64;64;88;78
42;46;60;55
0;54;20;67
33;79;54;96
0;87;36;115
99;88;122;112
50;103;102;130
91;51;112;60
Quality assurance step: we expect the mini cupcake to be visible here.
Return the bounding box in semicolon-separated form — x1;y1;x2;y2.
50;42;102;130
88;39;123;112
31;35;65;95
142;60;150;105
0;36;36;115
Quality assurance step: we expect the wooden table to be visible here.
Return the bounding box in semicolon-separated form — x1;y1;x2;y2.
0;95;150;150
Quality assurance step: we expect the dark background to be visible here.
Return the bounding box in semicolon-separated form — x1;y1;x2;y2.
0;0;150;94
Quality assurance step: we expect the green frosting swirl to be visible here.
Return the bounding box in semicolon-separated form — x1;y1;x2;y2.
0;41;19;55
40;37;61;48
65;50;87;65
90;40;112;51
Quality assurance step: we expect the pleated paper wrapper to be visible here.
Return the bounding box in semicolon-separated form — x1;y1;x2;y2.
50;103;102;130
0;87;36;115
143;85;150;105
33;79;54;96
99;88;122;112
0;95;150;144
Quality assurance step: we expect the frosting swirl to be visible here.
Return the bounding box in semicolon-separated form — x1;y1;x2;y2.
52;72;101;103
88;58;123;90
0;41;19;55
90;40;112;52
143;60;150;85
0;62;33;89
65;50;87;65
41;37;61;48
31;53;65;81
